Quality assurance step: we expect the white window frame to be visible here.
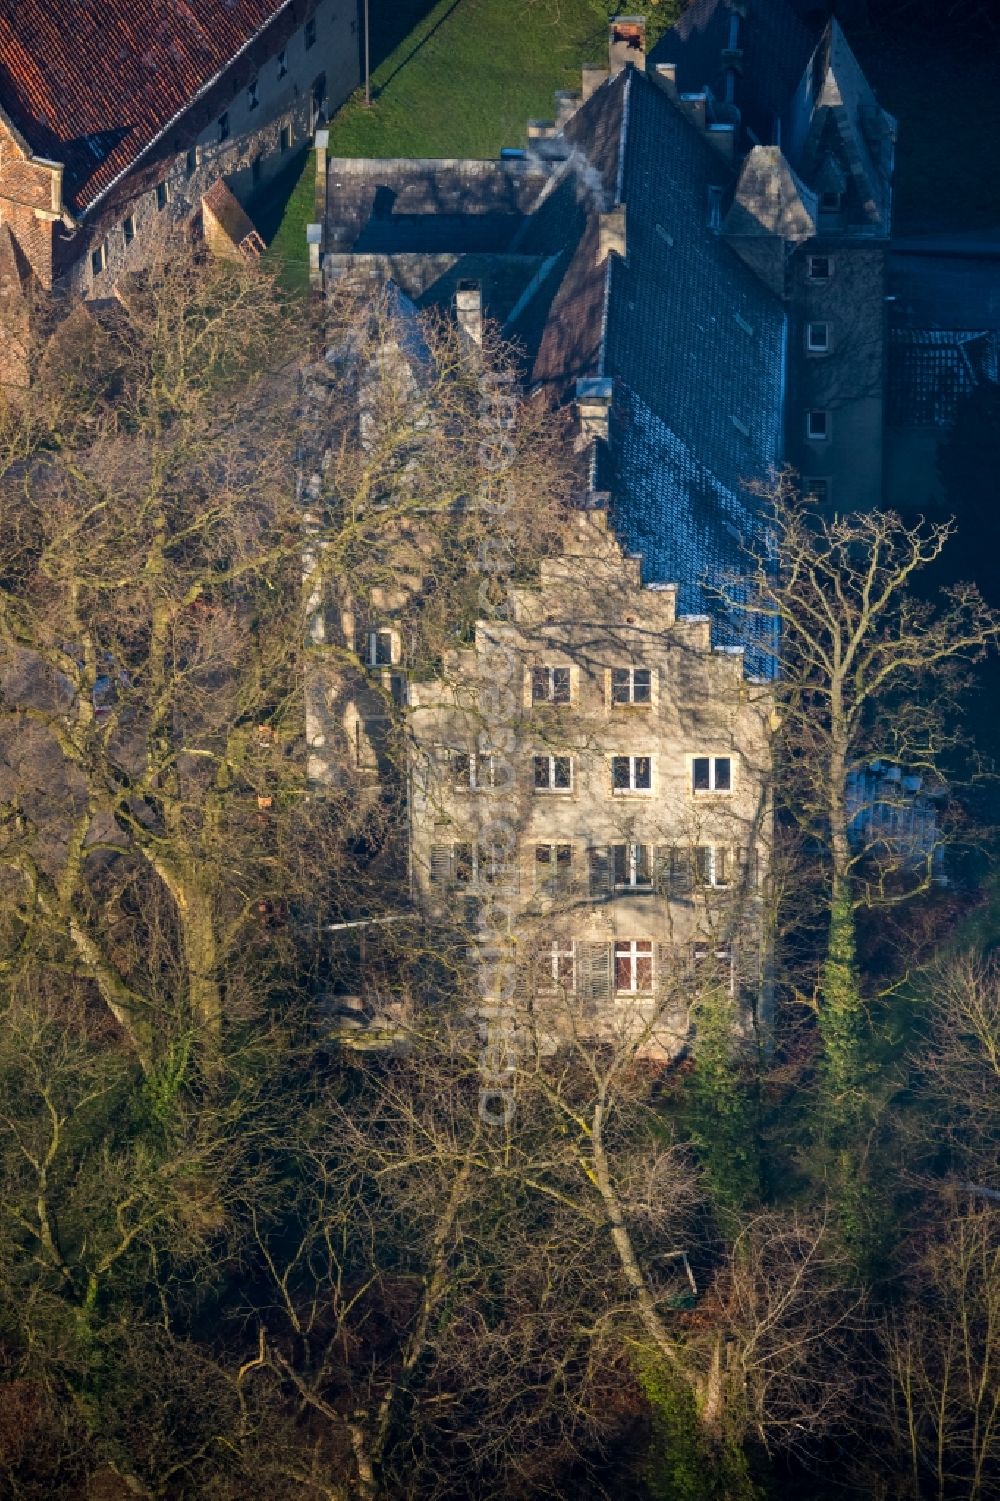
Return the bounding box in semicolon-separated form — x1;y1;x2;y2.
533;754;573;793
531;665;572;705
806;321;830;354
610;666;653;707
612;842;653;889
535;843;573;891
614;939;654;994
806;409;830;442
807;253;833;281
450;750;502;791
366;629;395;667
691;756;732;794
696;846;730;888
611;755;652;794
544;938;576;991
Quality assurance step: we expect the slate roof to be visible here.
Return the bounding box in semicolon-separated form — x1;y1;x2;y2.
525;69;786;667
0;0;292;214
649;0;818;145
888;329;998;429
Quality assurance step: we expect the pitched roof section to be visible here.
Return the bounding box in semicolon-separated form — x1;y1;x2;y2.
649;0;818;144
530;69;786;665
724;145;817;241
0;0;291;214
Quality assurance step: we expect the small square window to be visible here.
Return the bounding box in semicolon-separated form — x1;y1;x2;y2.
280;123;293;153
219;112;230;143
532;666;571;704
806;321;830;354
692;756;731;793
611;667;652;706
277;49;288;79
247;78;259;111
305;16;317;49
806;409;830;441
820;190;842;212
122;214;135;246
534;755;572;792
611;755;652;793
803;477;830;505
155;182;168;211
807;254;832;281
367;629;393;667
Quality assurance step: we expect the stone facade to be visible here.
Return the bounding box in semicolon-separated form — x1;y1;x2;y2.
407;507;773;1058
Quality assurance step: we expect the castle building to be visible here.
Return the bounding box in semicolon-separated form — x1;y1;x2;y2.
0;0;360;371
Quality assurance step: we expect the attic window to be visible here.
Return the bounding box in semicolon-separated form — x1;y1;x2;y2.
707;185;724;231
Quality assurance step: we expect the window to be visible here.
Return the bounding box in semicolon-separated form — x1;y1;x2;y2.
155;181;168;211
219;112;230;143
707;184;723;231
277;48;288;78
280;123;293;153
450;751;502;790
544;939;576;990
430;842;510;888
806;409;830;441
612;843;653;889
820;190;842;212
693;942;734;992
807;254;832;281
692;756;732;793
122;213;135;246
806;321;830;353
304;15;317;48
611;667;652;706
615;940;654;994
185;147;199;176
366;629;393;667
803;477;830;505
247;78;259;111
612;755;652;793
695;846;729;887
534;755;572;792
532;666;571;704
90;243;106;278
535;844;573;893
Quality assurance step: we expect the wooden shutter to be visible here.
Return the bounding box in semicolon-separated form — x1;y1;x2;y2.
578;942;612;1013
588;846;612;900
657;846;692;896
430;845;452;886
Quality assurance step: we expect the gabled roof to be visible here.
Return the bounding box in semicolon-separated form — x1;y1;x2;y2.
649;0;819;145
724;145;817;241
0;0;292;215
527;69;786;664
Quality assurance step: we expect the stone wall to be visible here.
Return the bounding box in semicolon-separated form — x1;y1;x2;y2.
0;114;62;290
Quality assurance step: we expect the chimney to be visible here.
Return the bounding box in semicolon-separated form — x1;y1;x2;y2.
598;206;626;263
527;119;557;141
609;15;646;75
652;62;678;99
575;378;613;444
554;89;581;127
582;65;609;101
455;280;483;345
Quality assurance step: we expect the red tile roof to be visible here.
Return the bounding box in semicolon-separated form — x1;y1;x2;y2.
0;0;292;215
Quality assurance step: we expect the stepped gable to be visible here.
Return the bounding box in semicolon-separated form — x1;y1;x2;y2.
0;0;292;214
649;0;819;144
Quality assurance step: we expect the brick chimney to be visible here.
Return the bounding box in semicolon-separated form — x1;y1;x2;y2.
609;16;646;75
